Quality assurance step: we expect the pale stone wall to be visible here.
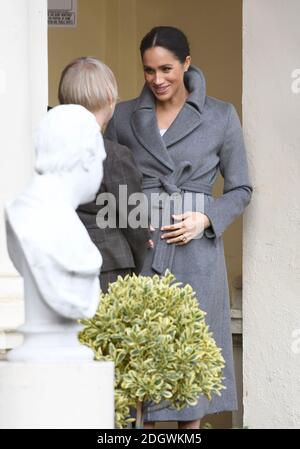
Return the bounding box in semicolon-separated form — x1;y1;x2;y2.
243;0;300;428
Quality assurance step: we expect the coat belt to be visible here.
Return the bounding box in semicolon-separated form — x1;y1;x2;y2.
142;177;212;195
141;172;212;274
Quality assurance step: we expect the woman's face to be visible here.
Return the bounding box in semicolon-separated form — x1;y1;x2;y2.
142;46;190;102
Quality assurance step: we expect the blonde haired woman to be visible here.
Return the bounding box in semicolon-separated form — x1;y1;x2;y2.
59;57;150;292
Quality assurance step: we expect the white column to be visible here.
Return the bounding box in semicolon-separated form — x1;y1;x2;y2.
0;0;114;428
243;0;300;428
0;0;48;338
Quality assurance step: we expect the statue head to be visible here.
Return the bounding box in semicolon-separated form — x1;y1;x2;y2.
34;104;105;205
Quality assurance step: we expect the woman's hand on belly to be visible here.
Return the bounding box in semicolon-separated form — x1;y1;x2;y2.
160;212;211;245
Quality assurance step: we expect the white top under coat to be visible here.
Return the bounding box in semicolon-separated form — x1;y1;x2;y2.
159;128;167;136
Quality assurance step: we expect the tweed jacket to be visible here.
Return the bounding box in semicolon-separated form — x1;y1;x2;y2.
77;138;150;274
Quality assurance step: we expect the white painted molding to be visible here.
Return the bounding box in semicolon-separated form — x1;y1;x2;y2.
231;309;242;335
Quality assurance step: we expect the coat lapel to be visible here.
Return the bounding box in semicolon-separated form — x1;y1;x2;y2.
131;65;206;168
131;86;174;170
162;102;203;148
163;66;207;147
131;106;175;171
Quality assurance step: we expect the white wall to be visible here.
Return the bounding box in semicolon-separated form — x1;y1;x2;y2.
243;0;300;428
0;0;48;336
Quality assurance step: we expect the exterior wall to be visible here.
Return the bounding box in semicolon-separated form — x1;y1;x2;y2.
243;0;300;428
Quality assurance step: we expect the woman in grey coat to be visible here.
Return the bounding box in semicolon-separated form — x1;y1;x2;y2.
105;26;252;429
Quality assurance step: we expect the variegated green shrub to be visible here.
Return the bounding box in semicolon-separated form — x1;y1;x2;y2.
79;270;225;428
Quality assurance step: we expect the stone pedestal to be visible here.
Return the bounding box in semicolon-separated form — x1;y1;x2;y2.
0;360;114;429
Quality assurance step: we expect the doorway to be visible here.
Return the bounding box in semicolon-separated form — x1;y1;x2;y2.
48;0;243;429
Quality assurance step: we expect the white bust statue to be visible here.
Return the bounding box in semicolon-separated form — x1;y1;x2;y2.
5;105;106;362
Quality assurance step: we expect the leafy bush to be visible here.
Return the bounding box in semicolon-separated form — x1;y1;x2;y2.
79;271;225;428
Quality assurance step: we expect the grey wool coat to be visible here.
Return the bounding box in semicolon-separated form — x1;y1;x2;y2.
105;65;252;422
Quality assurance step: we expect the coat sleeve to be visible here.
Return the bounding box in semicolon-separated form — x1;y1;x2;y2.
204;104;253;239
106;145;151;274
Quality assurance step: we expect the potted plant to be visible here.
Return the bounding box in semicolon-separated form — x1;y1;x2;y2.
79;270;225;428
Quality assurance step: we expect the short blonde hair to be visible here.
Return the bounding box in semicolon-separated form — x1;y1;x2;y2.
58;57;118;112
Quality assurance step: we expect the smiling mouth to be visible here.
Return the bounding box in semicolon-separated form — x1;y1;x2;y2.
153;86;169;95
